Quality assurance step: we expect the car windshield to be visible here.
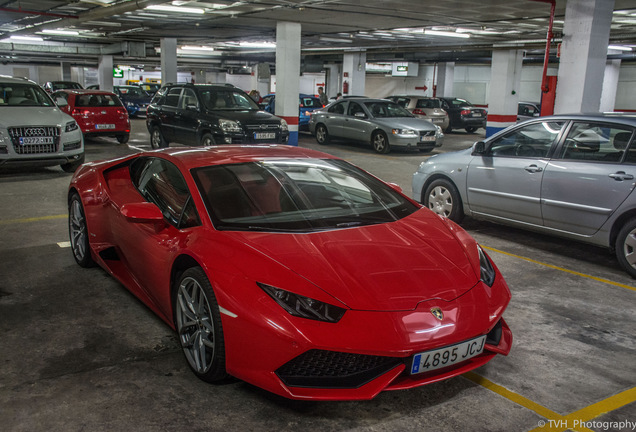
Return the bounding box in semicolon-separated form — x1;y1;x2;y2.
0;83;55;107
452;99;473;106
117;86;147;97
198;87;259;110
193;158;418;232
363;101;413;118
52;82;82;91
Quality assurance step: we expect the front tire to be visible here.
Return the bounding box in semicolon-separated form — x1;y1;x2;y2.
371;131;390;154
616;218;636;278
61;153;85;173
424;178;464;223
150;126;168;149
174;267;228;382
68;192;95;268
465;126;477;133
200;132;215;146
315;124;330;145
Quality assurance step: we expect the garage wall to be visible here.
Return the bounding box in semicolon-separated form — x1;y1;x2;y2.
615;64;636;111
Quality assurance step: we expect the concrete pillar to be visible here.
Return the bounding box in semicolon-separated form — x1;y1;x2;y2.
600;50;621;112
486;50;524;137
160;38;178;85
275;22;301;146
436;62;455;97
342;51;366;96
324;64;340;100
98;55;113;92
554;0;614;114
61;62;72;81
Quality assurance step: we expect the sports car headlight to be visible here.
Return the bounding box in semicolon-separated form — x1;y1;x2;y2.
478;245;496;287
65;120;79;132
392;128;417;136
219;119;242;133
258;282;346;323
280;118;288;132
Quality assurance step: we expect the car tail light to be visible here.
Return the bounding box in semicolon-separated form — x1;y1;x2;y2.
460;109;471;116
72;108;91;118
412;108;426;115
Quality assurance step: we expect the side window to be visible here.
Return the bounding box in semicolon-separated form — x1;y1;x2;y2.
559;123;633;163
164;87;182;108
347;102;365;117
132;158;200;228
151;86;167;105
179;88;199;109
328;102;345;115
489;121;565;158
396;98;409;108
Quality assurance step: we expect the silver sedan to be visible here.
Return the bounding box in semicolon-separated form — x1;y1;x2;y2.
412;114;636;278
309;98;444;154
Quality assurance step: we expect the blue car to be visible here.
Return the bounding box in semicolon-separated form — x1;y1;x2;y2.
114;85;152;117
263;93;322;131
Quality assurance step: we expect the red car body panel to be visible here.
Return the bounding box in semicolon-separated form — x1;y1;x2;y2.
69;145;512;400
56;89;130;137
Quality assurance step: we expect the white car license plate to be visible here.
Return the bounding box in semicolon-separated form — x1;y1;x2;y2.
410;335;486;374
96;124;115;129
254;132;276;140
432;118;443;123
19;136;53;145
421;136;436;142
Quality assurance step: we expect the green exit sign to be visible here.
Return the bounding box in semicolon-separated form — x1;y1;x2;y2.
396;65;408;72
113;68;124;78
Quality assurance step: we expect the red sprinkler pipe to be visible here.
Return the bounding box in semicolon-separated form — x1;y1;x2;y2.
530;0;556;93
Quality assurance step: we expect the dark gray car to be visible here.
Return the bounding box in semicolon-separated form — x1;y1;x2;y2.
412;114;636;277
309;98;443;154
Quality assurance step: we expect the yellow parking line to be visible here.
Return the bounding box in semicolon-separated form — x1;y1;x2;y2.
0;214;67;226
482;246;636;292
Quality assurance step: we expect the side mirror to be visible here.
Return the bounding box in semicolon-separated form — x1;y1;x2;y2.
121;202;164;223
472;141;487;155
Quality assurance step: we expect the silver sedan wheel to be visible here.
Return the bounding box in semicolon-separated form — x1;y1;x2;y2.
69;198;87;262
428;185;453;217
622;228;636;269
176;276;215;374
372;132;389;153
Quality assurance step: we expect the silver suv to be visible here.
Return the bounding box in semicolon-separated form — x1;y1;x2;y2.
0;76;84;172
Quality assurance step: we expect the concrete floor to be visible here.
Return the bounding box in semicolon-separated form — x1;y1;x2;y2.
1;120;635;432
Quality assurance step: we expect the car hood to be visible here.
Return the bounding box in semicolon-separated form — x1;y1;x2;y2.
207;109;282;124
228;209;479;311
373;117;438;131
0;106;73;127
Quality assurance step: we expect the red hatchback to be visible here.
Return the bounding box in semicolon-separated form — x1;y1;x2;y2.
53;89;130;144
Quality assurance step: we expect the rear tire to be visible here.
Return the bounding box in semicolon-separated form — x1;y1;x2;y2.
200;132;215;146
616;218;636;278
465;126;477;133
424;178;464;223
174;267;228;382
315;124;329;145
150;126;168;149
116;133;130;144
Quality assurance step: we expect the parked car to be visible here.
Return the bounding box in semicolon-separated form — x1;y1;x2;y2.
309;97;444;154
52;89;130;144
113;85;152;117
43;81;83;93
146;83;288;148
263;93;322;131
0;75;84;172
517;101;541;122
412;114;636;277
438;97;487;133
136;82;161;96
385;95;450;131
68;144;512;400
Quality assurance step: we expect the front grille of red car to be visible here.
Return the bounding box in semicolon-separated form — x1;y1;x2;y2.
276;349;402;388
9;126;60;154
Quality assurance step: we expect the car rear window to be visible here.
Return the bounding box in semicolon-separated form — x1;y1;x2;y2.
416;99;442;109
75;93;123;107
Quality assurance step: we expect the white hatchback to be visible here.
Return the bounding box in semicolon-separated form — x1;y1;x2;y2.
0;76;84;172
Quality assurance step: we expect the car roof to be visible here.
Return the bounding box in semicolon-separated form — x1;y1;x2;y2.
146;145;339;170
54;89;117;96
334;97;395;103
0;75;37;85
538;113;636;125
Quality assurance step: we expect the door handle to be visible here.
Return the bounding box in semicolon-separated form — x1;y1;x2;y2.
524;164;543;173
609;171;634;181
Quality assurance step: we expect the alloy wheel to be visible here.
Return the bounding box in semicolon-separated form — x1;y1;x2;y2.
69;198;87;262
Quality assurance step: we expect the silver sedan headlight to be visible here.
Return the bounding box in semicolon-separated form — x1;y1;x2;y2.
392;128;418;136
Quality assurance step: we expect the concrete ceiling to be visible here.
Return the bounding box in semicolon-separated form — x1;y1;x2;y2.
1;0;636;70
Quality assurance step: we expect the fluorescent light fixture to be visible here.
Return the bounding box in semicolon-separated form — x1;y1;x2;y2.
425;30;470;39
456;27;502;35
9;35;44;42
319;37;353;44
145;5;204;14
238;41;275;48
608;45;633;51
180;45;215;51
41;29;80;36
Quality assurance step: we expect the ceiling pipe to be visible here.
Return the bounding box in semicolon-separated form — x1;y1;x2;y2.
529;0;556;93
